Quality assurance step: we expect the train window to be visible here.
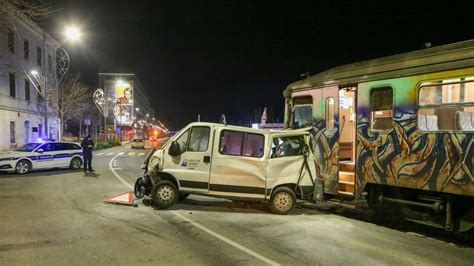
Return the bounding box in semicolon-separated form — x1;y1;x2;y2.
326;97;335;130
292;96;313;128
418;78;474;131
293;105;312;128
369;87;393;131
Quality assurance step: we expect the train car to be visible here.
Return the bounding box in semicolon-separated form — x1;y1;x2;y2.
283;40;474;231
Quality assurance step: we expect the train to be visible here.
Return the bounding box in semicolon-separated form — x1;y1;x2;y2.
283;40;474;231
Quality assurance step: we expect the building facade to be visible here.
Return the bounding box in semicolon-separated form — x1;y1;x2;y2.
0;10;60;151
98;73;155;139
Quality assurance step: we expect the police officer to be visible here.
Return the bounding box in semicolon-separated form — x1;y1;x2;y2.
81;134;95;173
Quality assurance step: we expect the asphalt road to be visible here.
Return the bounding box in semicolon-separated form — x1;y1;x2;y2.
0;144;473;265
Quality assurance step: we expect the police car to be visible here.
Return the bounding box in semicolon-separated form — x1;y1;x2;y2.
0;141;83;174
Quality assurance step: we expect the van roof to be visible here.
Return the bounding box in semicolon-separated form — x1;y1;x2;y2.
185;122;309;135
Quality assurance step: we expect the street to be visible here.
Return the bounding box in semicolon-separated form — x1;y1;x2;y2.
0;144;473;265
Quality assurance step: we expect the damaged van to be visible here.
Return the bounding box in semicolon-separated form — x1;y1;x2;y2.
135;122;319;214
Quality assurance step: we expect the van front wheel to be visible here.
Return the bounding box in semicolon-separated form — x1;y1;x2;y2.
151;180;178;209
270;187;296;215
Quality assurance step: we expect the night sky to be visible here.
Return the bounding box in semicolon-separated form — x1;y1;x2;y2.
44;0;473;130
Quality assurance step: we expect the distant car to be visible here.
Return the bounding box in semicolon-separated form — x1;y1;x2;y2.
131;139;145;149
0;141;83;174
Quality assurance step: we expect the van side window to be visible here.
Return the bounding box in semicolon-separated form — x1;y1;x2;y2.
243;133;264;157
271;136;304;158
369;87;393;130
175;129;190;152
418;78;474;131
187;126;210;152
219;130;264;158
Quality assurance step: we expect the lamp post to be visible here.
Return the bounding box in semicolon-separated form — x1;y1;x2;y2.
26;25;80;140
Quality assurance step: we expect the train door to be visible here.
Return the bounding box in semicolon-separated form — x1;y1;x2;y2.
338;86;357;197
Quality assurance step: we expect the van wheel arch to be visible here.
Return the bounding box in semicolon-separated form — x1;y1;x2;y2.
155;172;180;190
269;183;298;198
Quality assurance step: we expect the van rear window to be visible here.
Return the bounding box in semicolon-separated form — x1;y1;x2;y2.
219;130;264;158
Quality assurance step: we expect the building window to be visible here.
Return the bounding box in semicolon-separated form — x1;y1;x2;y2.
418;78;474;131
219;130;264;158
7;29;14;53
23;38;29;59
326;97;335;130
37;46;42;66
9;73;16;97
369;87;393;131
10;121;16;144
48;54;53;72
25;79;30;101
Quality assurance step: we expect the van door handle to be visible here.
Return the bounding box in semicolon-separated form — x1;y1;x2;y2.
203;156;210;163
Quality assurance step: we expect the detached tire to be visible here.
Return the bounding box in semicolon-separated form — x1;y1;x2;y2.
15;160;32;174
70;157;82;169
151;180;178;209
270;187;296;215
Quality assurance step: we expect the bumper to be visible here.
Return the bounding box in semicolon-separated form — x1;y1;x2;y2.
0;163;14;171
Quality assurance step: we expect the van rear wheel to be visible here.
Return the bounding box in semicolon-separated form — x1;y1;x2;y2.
151;180;178;209
270;187;296;215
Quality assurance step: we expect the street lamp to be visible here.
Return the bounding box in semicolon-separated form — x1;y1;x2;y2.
65;26;81;42
27;25;81;140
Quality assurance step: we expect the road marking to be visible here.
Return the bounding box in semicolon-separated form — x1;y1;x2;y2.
138;152;145;155
107;154;279;266
118;152;125;155
106;153;114;156
128;152;136;155
96;153;104;156
172;210;280;265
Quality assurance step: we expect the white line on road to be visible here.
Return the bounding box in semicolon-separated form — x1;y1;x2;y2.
118;152;125;155
106;153;114;156
96;153;104;156
107;153;279;266
138;153;145;155
128;152;136;155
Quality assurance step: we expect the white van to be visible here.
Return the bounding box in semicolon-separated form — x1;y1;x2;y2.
135;122;318;214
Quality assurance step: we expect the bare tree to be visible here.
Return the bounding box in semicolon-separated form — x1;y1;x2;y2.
57;73;91;140
0;0;52;30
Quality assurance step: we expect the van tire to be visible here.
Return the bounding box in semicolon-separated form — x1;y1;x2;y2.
270;187;296;215
151;180;178;209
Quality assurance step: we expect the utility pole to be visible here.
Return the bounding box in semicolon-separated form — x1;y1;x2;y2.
42;29;48;139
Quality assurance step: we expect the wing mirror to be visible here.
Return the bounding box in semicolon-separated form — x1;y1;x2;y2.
36;148;44;153
168;141;182;156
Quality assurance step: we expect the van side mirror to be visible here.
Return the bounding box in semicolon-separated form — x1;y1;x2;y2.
168;141;182;156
